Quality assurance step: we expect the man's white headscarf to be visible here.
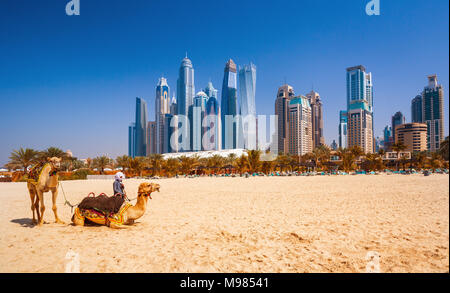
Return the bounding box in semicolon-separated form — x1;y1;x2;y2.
115;172;125;181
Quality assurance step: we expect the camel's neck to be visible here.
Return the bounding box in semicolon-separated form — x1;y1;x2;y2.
127;195;148;220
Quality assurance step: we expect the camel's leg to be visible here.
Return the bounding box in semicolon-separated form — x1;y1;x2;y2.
28;186;38;225
109;223;129;229
51;188;65;224
36;190;45;226
34;196;41;224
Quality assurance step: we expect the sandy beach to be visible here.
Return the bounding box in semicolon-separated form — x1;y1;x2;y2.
0;174;448;273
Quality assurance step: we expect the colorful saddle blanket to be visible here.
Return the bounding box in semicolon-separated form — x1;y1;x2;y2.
75;203;132;226
27;163;48;185
78;194;125;215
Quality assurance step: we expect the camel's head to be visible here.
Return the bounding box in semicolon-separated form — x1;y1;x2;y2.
47;157;62;170
138;182;160;199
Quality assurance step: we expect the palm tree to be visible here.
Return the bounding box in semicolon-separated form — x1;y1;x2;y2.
8;148;40;171
163;158;180;177
92;156;112;174
429;153;444;171
246;150;261;173
312;145;331;170
411;151;428;170
226;153;237;166
207;155;225;172
391;142;407;171
235;155;248;174
363;153;383;171
148;154;164;176
439;136;449;161
276;153;291;172
129;157;146;177
38;147;68;162
115;155;131;171
178;155;199;175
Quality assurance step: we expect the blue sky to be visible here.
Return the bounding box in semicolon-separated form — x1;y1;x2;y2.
0;0;448;165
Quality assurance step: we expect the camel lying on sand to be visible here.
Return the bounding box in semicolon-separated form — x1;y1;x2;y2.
27;157;64;226
72;182;160;229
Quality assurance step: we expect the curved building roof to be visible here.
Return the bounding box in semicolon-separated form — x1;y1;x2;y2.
181;57;193;67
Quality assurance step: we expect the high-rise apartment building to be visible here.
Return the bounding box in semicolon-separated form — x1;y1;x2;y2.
411;95;422;123
221;59;238;150
275;84;295;154
422;75;444;151
288;96;312;156
338;110;347;149
346;65;374;153
306;90;324;149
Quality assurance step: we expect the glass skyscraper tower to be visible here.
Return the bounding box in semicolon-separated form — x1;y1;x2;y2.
177;55;195;117
134;97;148;157
155;77;170;154
177;55;195;151
221;59;238;149
411;95;423;123
192;91;208;151
205;82;221;151
238;63;257;150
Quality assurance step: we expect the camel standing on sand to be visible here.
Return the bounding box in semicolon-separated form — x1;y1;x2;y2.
27;157;64;226
72;182;160;229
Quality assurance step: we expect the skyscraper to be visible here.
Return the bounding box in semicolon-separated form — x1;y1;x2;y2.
422;74;444;151
170;96;178;116
391;111;406;142
288;96;312;156
275;84;295;154
346;65;374;153
221;59;238;150
177;55;195;152
383;125;393;151
192;91;208;151
128;123;136;158
338;110;347;149
411;95;422;123
306;90;325;149
205;82;221;151
146;121;156;155
177;55;195;117
238;63;257;150
155;77;171;154
134;97;148;157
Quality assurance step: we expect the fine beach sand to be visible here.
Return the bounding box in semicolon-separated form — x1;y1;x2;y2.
0;174;448;273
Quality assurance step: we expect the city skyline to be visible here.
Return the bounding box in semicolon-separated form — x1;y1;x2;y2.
1;0;449;165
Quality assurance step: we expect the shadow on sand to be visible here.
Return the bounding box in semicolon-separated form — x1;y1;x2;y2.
10;218;36;228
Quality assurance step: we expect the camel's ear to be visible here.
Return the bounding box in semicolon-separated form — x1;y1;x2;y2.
57;157;62;162
47;157;51;162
